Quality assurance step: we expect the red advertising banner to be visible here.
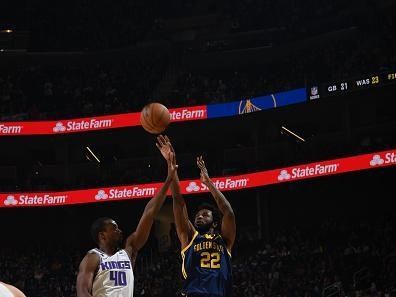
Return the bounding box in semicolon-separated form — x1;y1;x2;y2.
169;105;207;122
0;106;208;136
1;149;395;208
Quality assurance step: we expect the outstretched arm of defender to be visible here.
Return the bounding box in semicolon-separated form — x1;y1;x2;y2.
76;253;99;297
197;156;236;251
125;151;177;255
156;135;195;248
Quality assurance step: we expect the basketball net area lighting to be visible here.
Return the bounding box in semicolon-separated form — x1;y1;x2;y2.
86;146;101;163
281;126;306;142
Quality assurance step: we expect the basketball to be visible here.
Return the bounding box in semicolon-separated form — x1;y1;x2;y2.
140;103;171;134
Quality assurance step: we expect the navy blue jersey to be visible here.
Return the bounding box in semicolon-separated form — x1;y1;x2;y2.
181;231;232;297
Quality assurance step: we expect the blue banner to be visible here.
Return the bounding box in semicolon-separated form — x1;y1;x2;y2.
207;88;306;119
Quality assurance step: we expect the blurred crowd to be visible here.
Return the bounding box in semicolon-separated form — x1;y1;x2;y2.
1;0;395;120
2;32;395;121
232;219;396;297
0;218;394;297
168;28;395;106
4;0;394;50
0;49;169;121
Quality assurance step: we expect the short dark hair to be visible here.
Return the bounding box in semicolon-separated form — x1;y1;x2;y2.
196;203;222;230
91;217;112;245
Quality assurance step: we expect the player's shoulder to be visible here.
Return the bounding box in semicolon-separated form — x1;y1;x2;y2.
117;249;130;257
0;282;26;297
88;248;105;257
80;249;101;268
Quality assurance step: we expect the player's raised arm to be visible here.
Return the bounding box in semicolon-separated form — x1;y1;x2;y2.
197;156;236;251
76;253;100;297
125;150;177;256
156;135;195;249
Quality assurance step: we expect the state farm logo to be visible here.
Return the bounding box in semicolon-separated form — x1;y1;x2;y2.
94;187;156;201
53;118;113;133
4;195;18;206
369;152;396;166
186;182;200;192
185;178;248;192
370;154;384;166
0;124;23;134
53;122;66;133
169;107;206;121
278;163;339;181
95;190;108;200
3;194;67;205
278;170;291;181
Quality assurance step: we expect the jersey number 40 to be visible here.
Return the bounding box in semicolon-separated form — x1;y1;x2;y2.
110;271;127;286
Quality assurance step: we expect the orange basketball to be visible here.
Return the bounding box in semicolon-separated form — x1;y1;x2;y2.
140;103;170;134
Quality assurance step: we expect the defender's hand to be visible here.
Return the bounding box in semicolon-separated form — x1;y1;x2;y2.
156;135;175;162
167;151;178;181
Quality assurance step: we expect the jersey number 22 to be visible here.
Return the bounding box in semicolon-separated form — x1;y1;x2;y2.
200;252;220;269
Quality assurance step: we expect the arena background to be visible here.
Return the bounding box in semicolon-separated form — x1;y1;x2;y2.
1;0;396;296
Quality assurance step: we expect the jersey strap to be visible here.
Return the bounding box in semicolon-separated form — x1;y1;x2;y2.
181;231;199;279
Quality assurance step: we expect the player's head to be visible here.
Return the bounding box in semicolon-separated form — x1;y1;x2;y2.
194;203;221;233
91;217;123;247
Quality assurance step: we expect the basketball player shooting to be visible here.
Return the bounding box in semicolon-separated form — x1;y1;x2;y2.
156;135;236;297
76;148;178;297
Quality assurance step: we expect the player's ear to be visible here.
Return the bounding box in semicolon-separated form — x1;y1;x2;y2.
99;231;106;242
212;221;218;229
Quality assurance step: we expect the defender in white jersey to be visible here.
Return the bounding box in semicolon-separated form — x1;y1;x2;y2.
89;248;134;297
77;141;178;297
0;282;26;297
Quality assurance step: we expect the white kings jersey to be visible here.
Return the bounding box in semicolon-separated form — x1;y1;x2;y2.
89;248;134;297
0;283;14;297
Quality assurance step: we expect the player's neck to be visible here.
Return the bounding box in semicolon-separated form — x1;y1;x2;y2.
202;227;216;235
98;244;119;256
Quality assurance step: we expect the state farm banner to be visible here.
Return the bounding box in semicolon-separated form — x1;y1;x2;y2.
0;106;207;136
168;105;207;122
0;87;306;136
1;149;395;208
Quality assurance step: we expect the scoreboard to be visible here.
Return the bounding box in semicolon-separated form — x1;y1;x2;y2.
308;70;396;100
